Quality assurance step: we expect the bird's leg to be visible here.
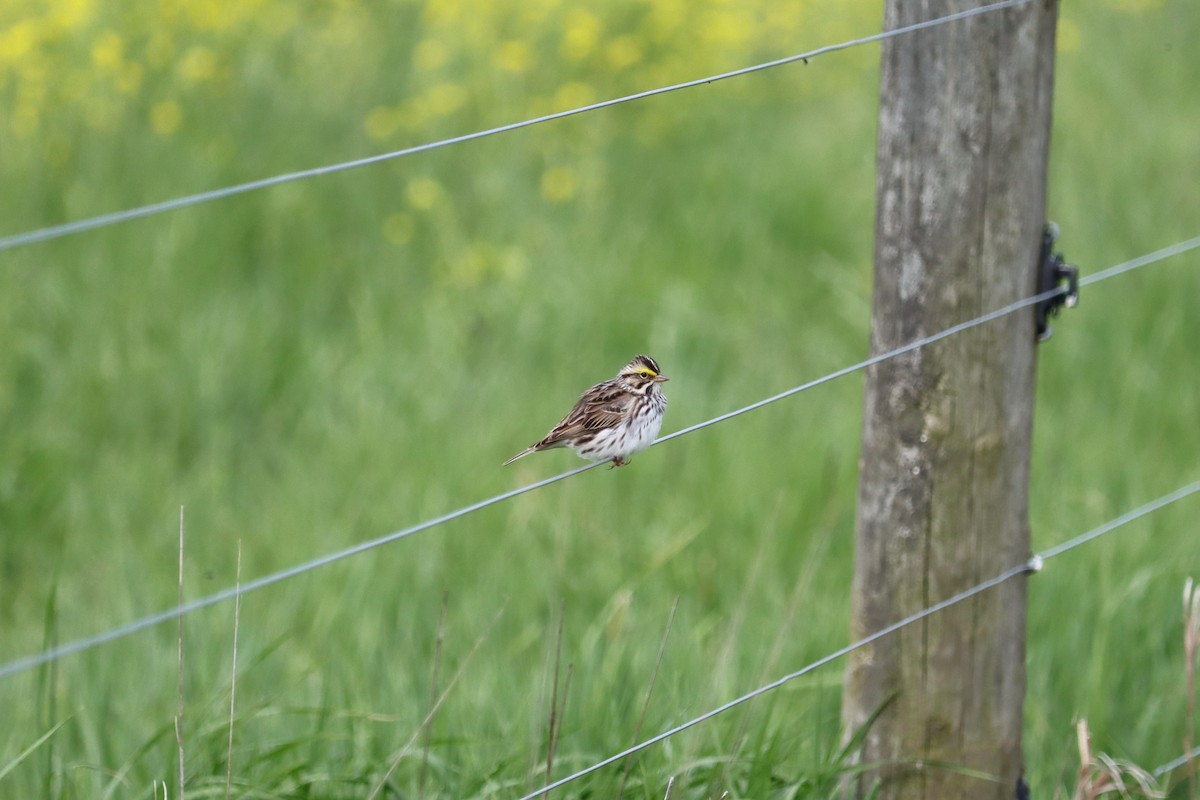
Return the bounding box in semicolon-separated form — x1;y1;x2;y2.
609;457;628;469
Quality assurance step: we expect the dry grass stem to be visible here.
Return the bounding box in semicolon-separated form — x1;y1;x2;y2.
1184;578;1199;800
1073;719;1164;800
175;506;186;800
555;664;574;772
224;539;242;800
544;599;567;798
419;590;449;800
366;605;504;800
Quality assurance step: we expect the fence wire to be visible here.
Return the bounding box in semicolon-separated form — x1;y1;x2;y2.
0;234;1195;681
519;480;1200;799
1155;744;1200;778
0;0;1030;253
0;1;1191;792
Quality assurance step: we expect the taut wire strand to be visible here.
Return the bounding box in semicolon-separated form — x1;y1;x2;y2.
0;0;1029;253
518;480;1200;799
0;462;600;680
1038;480;1200;561
656;235;1200;447
1078;234;1200;286
1154;744;1200;778
0;233;1194;680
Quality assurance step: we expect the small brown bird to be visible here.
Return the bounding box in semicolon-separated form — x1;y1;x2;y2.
503;354;669;468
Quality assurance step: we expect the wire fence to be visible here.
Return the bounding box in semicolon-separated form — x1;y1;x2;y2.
519;480;1200;799
1;0;1197;792
1155;744;1200;778
0;234;1196;681
0;0;1030;253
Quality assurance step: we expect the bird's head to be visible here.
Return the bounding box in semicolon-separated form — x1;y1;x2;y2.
618;354;668;392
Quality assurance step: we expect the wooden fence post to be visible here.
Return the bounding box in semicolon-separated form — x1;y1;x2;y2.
841;1;1059;797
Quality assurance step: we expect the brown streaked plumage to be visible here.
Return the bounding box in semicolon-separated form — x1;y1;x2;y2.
503;355;669;468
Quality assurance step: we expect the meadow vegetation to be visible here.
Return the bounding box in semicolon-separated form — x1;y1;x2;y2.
0;0;1197;797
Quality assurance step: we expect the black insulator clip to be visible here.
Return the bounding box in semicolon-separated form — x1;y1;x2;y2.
1035;223;1078;343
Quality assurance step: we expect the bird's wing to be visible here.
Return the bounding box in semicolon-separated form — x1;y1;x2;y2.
537;380;631;447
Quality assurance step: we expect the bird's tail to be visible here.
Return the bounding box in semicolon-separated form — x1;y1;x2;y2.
502;447;537;466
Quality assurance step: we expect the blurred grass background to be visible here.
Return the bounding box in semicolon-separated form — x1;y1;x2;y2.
0;0;1197;797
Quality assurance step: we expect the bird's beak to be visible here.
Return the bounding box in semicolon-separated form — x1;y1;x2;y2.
653;374;669;382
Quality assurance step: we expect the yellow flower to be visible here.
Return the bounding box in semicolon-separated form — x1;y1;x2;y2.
605;35;641;71
553;81;595;110
48;0;95;34
150;101;183;136
495;40;532;74
424;0;462;26
446;242;494;287
364;106;403;141
540;166;577;203
90;30;124;72
0;20;38;64
179;46;217;83
185;0;236;32
382;212;415;246
406;177;444;211
698;10;750;48
561;9;601;61
425;81;467;117
400;95;431;130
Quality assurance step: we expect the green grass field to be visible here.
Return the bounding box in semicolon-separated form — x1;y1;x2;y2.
1;0;1198;797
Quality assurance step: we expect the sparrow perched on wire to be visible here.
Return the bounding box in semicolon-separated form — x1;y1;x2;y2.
503;355;668;468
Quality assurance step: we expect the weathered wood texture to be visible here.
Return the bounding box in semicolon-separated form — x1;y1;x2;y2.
841;1;1058;798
